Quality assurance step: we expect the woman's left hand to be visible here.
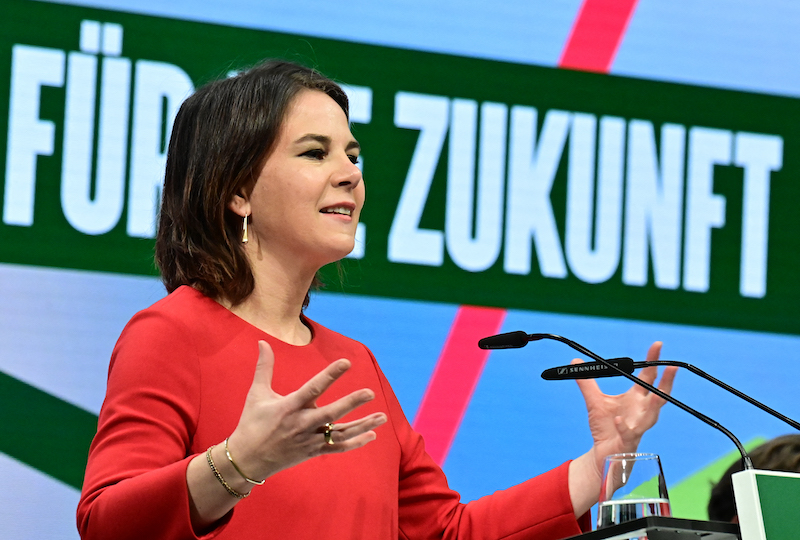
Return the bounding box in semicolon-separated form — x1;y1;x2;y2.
568;341;678;516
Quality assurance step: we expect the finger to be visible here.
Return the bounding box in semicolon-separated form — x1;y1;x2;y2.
290;359;352;409
249;341;276;395
572;359;604;410
636;364;658;389
326;413;387;439
645;341;662;363
323;430;379;453
655;365;678;401
310;388;377;425
321;414;387;452
634;342;663;390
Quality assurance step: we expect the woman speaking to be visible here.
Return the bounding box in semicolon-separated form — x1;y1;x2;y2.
77;59;677;540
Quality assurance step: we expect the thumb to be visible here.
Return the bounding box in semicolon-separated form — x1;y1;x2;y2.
572;358;602;410
249;340;276;395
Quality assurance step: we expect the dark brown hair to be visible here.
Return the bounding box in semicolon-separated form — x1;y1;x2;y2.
155;59;349;305
707;434;800;521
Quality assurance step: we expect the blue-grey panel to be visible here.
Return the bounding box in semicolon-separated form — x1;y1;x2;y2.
616;0;800;97
37;0;583;67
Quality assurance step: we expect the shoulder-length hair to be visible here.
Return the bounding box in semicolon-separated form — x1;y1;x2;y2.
155;59;350;306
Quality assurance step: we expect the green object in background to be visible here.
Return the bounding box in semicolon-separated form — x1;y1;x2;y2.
624;475;661;501
0;370;97;489
668;438;766;520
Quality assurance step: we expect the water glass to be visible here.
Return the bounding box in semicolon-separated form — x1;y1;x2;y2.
597;452;671;529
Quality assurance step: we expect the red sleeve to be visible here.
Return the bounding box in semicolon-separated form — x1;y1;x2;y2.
76;308;231;540
373;360;590;540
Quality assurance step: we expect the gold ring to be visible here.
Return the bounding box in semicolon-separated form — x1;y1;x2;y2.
324;422;335;446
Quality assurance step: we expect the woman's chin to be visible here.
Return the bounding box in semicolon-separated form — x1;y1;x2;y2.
315;241;357;267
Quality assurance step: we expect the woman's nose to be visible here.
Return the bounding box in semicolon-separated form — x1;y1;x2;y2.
333;157;362;189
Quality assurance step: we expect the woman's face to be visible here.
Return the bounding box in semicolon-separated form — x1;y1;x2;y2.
245;89;364;270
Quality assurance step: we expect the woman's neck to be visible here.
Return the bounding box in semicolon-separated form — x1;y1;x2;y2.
226;287;312;346
224;252;316;346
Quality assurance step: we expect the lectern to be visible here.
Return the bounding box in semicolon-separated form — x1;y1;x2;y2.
561;516;740;540
733;469;800;540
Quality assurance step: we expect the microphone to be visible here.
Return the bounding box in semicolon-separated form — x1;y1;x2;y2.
541;357;635;380
479;331;755;469
542;359;800;431
477;331;529;349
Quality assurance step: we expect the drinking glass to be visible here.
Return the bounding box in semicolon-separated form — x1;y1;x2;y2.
597;453;671;529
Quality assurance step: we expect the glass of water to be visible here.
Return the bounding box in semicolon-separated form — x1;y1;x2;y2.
597;453;671;529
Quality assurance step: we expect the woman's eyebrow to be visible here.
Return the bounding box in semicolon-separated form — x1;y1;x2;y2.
293;133;360;152
293;133;331;146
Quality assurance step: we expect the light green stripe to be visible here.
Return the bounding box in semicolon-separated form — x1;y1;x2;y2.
669;438;767;520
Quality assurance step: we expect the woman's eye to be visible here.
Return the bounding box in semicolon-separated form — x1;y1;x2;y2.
348;154;360;165
301;149;326;160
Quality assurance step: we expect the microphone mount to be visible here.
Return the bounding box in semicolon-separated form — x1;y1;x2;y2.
543;359;800;432
479;331;754;470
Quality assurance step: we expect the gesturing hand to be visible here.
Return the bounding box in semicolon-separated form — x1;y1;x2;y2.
574;341;678;480
227;341;387;482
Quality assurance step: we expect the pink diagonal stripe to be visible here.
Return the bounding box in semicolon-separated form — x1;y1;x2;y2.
558;0;640;73
412;305;506;466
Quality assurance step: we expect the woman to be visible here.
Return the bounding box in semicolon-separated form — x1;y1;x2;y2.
77;59;677;540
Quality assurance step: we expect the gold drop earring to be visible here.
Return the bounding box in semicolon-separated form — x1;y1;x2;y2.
242;213;249;244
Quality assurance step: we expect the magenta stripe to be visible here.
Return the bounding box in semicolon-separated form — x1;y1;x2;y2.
411;1;640;466
412;306;506;466
558;0;640;73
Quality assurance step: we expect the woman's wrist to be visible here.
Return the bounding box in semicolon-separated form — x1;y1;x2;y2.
186;447;249;532
225;431;281;485
568;449;604;518
207;444;253;499
224;437;266;486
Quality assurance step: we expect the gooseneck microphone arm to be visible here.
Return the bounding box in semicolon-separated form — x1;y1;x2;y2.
478;331;754;470
645;361;800;431
541;358;800;431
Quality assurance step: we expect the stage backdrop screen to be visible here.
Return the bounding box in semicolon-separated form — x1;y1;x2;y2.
1;0;798;537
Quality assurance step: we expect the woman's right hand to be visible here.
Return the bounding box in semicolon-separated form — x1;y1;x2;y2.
226;340;388;481
186;340;386;531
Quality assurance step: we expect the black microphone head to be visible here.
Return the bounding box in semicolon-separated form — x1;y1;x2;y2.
478;331;530;349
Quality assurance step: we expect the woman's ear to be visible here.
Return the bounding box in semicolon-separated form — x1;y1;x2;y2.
228;191;251;218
